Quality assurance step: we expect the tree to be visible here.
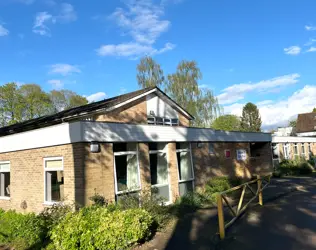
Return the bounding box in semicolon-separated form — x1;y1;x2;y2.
211;114;241;131
136;56;164;88
240;102;262;132
49;90;88;113
0;82;24;126
289;119;297;128
313;107;316;112
19;84;52;120
165;60;221;127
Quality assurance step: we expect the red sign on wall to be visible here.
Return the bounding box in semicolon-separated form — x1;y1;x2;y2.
225;150;231;158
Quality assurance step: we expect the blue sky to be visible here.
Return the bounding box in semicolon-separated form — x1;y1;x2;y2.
1;0;316;129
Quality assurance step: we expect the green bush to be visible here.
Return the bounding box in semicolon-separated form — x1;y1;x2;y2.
39;203;73;230
89;193;108;207
50;207;154;250
278;159;314;176
0;210;46;249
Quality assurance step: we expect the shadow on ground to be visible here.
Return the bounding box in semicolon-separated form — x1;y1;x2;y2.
137;177;316;250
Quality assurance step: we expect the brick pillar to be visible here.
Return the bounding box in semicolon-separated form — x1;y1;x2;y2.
101;143;115;203
168;142;179;202
138;143;151;193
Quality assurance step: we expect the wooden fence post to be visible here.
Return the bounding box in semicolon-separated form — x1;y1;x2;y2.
257;175;263;206
217;194;225;239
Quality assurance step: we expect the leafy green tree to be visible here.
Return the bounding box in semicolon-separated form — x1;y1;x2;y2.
240;102;262;132
165;60;221;127
0;82;24;126
136;56;165;88
289;119;297;128
19;84;52;120
211;114;241;131
313;107;316;112
49;90;88;112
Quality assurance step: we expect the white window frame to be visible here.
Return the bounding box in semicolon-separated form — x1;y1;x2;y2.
113;143;141;195
147;117;179;126
283;143;290;159
301;143;306;156
43;157;64;205
176;143;195;191
0;161;10;200
149;143;171;203
294;143;298;156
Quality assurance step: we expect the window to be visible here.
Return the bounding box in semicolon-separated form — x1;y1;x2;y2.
308;143;312;154
149;143;170;202
147;117;179;126
209;143;215;154
114;143;140;195
44;158;64;203
176;143;194;196
301;143;305;155
283;143;290;159
0;162;10;198
294;143;298;155
272;143;279;159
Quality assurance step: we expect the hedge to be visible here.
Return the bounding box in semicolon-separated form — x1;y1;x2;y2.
50;206;154;250
0;209;46;249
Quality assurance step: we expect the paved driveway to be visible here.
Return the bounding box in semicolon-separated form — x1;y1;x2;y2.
221;177;316;250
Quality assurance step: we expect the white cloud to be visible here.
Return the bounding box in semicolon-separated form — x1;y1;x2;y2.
304;38;316;46
305;25;316;31
48;79;63;89
284;46;301;55
307;47;316;52
57;3;77;22
33;12;53;36
97;0;176;58
110;0;170;45
0;25;9;37
217;73;300;105
86;92;107;103
33;3;76;36
224;85;316;130
96;42;175;58
49;64;81;76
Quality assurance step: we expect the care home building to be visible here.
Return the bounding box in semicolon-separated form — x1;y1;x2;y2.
0;87;273;213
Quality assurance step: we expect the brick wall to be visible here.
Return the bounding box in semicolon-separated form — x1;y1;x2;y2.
95;97;148;124
167;143;179;201
276;142;316;161
179;113;190;127
0;144;80;213
192;142;273;189
83;143;115;206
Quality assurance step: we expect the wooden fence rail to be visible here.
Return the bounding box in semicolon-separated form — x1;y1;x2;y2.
217;174;271;239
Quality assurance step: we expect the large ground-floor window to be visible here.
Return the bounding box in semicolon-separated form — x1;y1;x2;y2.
0;161;10;199
44;157;64;203
114;143;140;201
149;143;170;203
176;142;194;196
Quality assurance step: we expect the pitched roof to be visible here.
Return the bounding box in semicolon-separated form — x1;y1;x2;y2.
0;86;194;136
296;112;316;133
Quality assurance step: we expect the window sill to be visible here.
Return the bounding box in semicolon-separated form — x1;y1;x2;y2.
43;201;63;206
0;196;10;200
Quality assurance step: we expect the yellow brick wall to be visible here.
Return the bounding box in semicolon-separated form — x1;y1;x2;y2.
168;143;180;201
0;144;80;213
192;142;273;189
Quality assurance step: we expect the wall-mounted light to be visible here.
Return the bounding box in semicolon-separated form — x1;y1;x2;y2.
90;141;100;153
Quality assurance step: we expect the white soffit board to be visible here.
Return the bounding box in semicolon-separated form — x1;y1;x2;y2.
0;121;271;153
296;132;316;137
82;122;271;143
0;122;82;153
272;136;316;143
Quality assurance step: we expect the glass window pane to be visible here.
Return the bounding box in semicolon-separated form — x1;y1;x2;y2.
46;171;64;202
177;151;193;180
176;142;190;150
152;185;169;202
302;144;305;154
113;143;137;152
150;153;168;185
179;181;194;197
115;154;140;192
46;160;62;169
0;172;10;197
